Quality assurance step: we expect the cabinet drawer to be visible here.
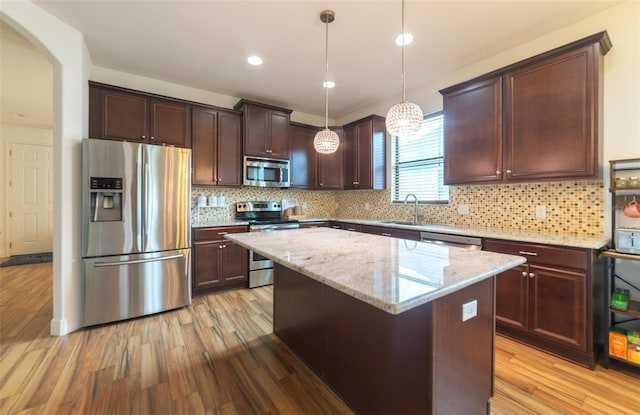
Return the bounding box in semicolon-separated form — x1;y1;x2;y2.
484;239;587;270
194;226;247;242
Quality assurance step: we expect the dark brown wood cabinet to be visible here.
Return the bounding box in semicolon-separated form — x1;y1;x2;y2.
191;106;242;186
234;99;292;159
484;239;598;368
440;31;611;185
290;123;343;190
343;115;386;190
192;226;248;295
360;225;420;241
299;221;329;229
89;82;191;147
290;123;317;189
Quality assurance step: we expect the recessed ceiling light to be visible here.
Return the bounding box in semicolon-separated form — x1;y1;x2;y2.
322;81;335;88
247;55;263;66
395;33;413;46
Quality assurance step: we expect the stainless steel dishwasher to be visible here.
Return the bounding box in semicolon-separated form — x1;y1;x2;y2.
419;231;482;250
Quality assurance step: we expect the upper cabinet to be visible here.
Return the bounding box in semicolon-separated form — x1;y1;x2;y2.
289;123;343;190
89;82;191;148
343;115;387;190
191;106;242;187
440;31;611;185
234;99;292;159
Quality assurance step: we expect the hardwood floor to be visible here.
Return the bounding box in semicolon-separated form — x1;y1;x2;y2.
1;262;639;414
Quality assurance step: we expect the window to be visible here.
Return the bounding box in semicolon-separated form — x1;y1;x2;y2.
391;112;448;202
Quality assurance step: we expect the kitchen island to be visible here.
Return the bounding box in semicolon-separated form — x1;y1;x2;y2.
226;228;526;415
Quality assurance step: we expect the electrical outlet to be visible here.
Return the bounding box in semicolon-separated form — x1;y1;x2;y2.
364;203;370;210
462;300;477;322
302;202;308;209
457;204;470;215
535;205;546;219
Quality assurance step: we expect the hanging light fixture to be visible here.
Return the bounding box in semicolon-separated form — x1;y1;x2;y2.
314;9;340;154
385;0;423;137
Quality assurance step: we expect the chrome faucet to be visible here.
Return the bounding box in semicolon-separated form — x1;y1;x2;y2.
404;193;419;224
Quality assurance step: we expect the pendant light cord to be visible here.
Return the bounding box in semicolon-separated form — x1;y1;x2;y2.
401;0;406;102
324;11;330;130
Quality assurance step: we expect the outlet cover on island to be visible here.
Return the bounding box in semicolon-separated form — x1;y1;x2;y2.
536;205;546;219
457;204;469;215
365;203;370;210
462;300;477;321
302;202;308;209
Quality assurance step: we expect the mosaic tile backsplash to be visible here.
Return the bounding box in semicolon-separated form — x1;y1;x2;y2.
193;180;605;236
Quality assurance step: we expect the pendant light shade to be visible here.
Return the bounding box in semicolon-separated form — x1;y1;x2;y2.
314;9;340;154
386;0;423;137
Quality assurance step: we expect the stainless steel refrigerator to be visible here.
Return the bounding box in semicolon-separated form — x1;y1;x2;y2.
81;138;191;327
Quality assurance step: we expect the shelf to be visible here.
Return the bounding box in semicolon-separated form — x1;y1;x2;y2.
610;300;640;319
608;354;640;369
600;249;640;261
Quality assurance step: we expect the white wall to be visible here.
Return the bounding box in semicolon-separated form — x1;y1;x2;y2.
0;0;91;336
0;124;53;258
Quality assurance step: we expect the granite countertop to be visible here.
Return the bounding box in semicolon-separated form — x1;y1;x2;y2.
225;228;526;315
298;218;610;250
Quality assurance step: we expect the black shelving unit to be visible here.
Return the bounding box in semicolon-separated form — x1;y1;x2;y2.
601;158;640;370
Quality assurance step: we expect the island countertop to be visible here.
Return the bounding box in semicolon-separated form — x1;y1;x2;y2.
226;228;526;314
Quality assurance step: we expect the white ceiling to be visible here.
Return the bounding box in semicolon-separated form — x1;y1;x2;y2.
2;1;621;128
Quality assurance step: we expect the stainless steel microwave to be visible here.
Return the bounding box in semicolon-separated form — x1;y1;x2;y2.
243;156;290;188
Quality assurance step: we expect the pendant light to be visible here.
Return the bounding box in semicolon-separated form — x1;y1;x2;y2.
385;0;423;137
314;9;340;154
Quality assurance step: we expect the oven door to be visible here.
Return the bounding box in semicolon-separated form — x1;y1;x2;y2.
249;249;272;271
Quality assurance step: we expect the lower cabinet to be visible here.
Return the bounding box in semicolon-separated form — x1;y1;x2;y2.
299;221;329;229
484;239;598;368
361;224;420;241
193;226;248;295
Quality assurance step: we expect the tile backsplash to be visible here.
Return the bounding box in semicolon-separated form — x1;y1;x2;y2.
193;180;605;236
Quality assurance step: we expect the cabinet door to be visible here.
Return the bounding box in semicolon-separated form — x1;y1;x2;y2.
220;242;248;284
529;265;586;349
217;111;242;186
193;240;222;290
244;105;269;156
443;77;502;184
495;264;529;332
191;107;218;185
290;124;317;189
343;126;357;189
505;46;598;180
149;99;191;147
317;129;343;189
355;120;373;189
101;89;148;142
269;111;291;158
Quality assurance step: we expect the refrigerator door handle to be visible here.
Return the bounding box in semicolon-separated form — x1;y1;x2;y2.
136;159;143;247
93;253;185;267
143;161;150;248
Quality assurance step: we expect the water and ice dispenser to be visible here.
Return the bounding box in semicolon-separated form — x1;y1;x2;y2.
90;177;123;222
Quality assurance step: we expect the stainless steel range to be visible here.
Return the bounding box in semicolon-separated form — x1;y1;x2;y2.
235;201;299;288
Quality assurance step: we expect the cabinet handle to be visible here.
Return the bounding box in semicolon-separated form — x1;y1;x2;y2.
518;250;538;256
521;271;528;277
141;135;146;139
496;170;501;175
347;227;356;231
528;272;535;278
151;136;155;140
219;245;224;249
381;233;392;237
266;149;272;153
331;225;341;229
319;183;323;186
217;232;228;235
506;169;512;175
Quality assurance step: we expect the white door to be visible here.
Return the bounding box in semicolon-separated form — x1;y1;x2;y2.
8;143;54;255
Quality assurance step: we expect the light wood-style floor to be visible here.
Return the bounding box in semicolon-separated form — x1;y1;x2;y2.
1;262;639;415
